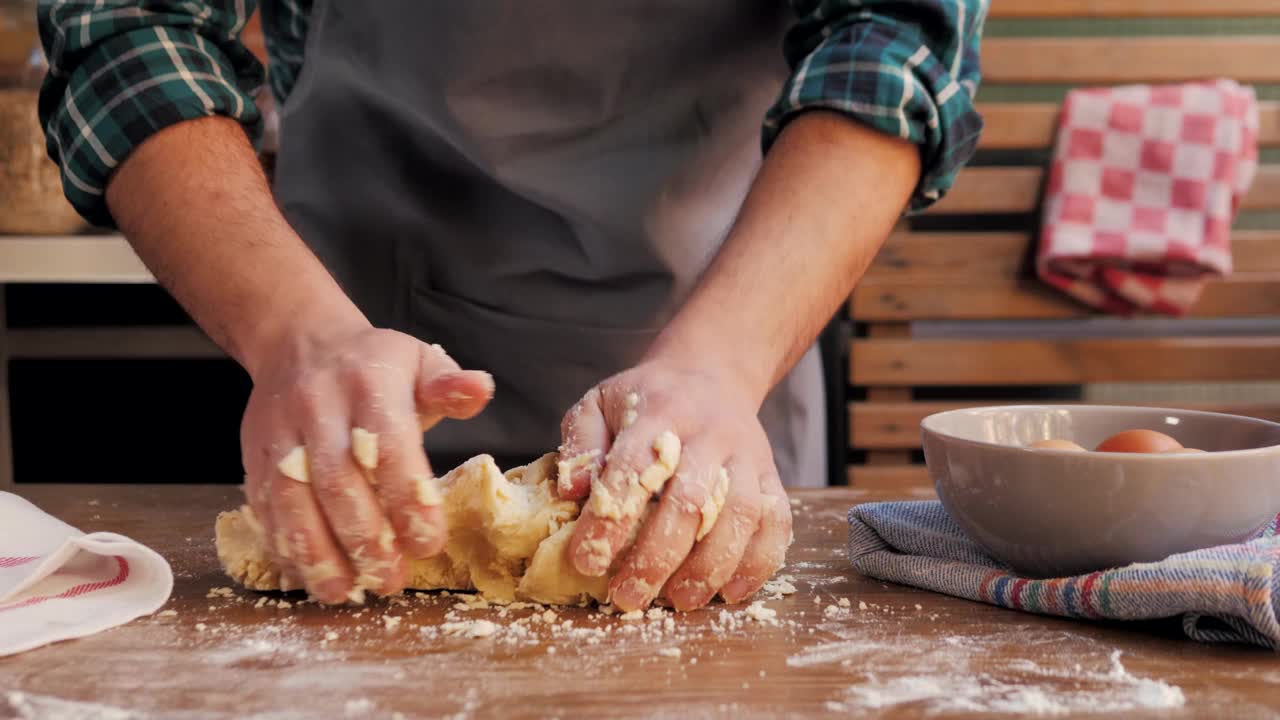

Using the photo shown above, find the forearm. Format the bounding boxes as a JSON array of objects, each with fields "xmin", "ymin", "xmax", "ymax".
[
  {"xmin": 106, "ymin": 117, "xmax": 367, "ymax": 377},
  {"xmin": 647, "ymin": 111, "xmax": 919, "ymax": 405}
]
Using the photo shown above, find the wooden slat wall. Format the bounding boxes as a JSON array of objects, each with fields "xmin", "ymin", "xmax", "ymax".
[
  {"xmin": 844, "ymin": 1, "xmax": 1280, "ymax": 490},
  {"xmin": 852, "ymin": 337, "xmax": 1280, "ymax": 386},
  {"xmin": 863, "ymin": 231, "xmax": 1280, "ymax": 279},
  {"xmin": 854, "ymin": 276, "xmax": 1280, "ymax": 321},
  {"xmin": 982, "ymin": 37, "xmax": 1280, "ymax": 84},
  {"xmin": 853, "ymin": 231, "xmax": 1280, "ymax": 320},
  {"xmin": 929, "ymin": 166, "xmax": 1280, "ymax": 214},
  {"xmin": 977, "ymin": 102, "xmax": 1280, "ymax": 150},
  {"xmin": 988, "ymin": 1, "xmax": 1280, "ymax": 18}
]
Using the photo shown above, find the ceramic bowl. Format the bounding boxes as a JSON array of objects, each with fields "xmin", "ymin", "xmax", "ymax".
[{"xmin": 921, "ymin": 405, "xmax": 1280, "ymax": 577}]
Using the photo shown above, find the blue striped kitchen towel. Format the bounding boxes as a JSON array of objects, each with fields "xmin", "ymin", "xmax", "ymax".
[{"xmin": 849, "ymin": 501, "xmax": 1280, "ymax": 650}]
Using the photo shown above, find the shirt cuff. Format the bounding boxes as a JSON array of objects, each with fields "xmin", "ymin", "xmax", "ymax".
[
  {"xmin": 762, "ymin": 20, "xmax": 984, "ymax": 213},
  {"xmin": 40, "ymin": 27, "xmax": 263, "ymax": 227}
]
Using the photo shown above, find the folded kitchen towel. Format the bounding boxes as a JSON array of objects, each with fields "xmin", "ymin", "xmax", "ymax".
[
  {"xmin": 0, "ymin": 492, "xmax": 173, "ymax": 656},
  {"xmin": 1038, "ymin": 79, "xmax": 1259, "ymax": 315},
  {"xmin": 849, "ymin": 501, "xmax": 1280, "ymax": 650}
]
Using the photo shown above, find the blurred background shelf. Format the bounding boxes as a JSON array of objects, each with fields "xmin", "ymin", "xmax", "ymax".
[{"xmin": 0, "ymin": 234, "xmax": 151, "ymax": 283}]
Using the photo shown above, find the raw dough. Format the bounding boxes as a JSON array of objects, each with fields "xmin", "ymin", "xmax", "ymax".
[{"xmin": 217, "ymin": 450, "xmax": 652, "ymax": 605}]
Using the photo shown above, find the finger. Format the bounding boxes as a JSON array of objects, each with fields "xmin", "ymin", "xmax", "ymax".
[
  {"xmin": 416, "ymin": 370, "xmax": 494, "ymax": 421},
  {"xmin": 663, "ymin": 459, "xmax": 762, "ymax": 611},
  {"xmin": 267, "ymin": 445, "xmax": 359, "ymax": 603},
  {"xmin": 349, "ymin": 422, "xmax": 448, "ymax": 560},
  {"xmin": 241, "ymin": 432, "xmax": 306, "ymax": 591},
  {"xmin": 719, "ymin": 472, "xmax": 793, "ymax": 604},
  {"xmin": 606, "ymin": 447, "xmax": 728, "ymax": 612},
  {"xmin": 568, "ymin": 419, "xmax": 682, "ymax": 577},
  {"xmin": 557, "ymin": 387, "xmax": 610, "ymax": 500},
  {"xmin": 305, "ymin": 419, "xmax": 408, "ymax": 598},
  {"xmin": 415, "ymin": 343, "xmax": 493, "ymax": 431}
]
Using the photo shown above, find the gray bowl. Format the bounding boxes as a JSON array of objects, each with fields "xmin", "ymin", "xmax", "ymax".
[{"xmin": 921, "ymin": 405, "xmax": 1280, "ymax": 577}]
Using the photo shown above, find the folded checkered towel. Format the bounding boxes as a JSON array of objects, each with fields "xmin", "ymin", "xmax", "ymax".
[
  {"xmin": 1038, "ymin": 79, "xmax": 1259, "ymax": 315},
  {"xmin": 848, "ymin": 501, "xmax": 1280, "ymax": 650}
]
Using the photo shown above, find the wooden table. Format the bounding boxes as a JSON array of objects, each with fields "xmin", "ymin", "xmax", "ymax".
[{"xmin": 3, "ymin": 485, "xmax": 1278, "ymax": 719}]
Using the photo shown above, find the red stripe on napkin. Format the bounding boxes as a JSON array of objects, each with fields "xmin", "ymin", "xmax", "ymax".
[{"xmin": 0, "ymin": 556, "xmax": 131, "ymax": 614}]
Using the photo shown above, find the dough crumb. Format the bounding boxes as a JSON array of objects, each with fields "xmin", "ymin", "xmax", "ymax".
[
  {"xmin": 744, "ymin": 601, "xmax": 778, "ymax": 624},
  {"xmin": 276, "ymin": 600, "xmax": 293, "ymax": 610},
  {"xmin": 325, "ymin": 631, "xmax": 339, "ymax": 641},
  {"xmin": 837, "ymin": 597, "xmax": 851, "ymax": 608},
  {"xmin": 763, "ymin": 579, "xmax": 798, "ymax": 597},
  {"xmin": 383, "ymin": 616, "xmax": 402, "ymax": 631},
  {"xmin": 696, "ymin": 467, "xmax": 731, "ymax": 541},
  {"xmin": 414, "ymin": 473, "xmax": 443, "ymax": 506},
  {"xmin": 858, "ymin": 601, "xmax": 868, "ymax": 611},
  {"xmin": 195, "ymin": 623, "xmax": 207, "ymax": 632},
  {"xmin": 547, "ymin": 646, "xmax": 557, "ymax": 654},
  {"xmin": 646, "ymin": 607, "xmax": 666, "ymax": 621},
  {"xmin": 157, "ymin": 609, "xmax": 177, "ymax": 617},
  {"xmin": 620, "ymin": 610, "xmax": 644, "ymax": 621},
  {"xmin": 657, "ymin": 647, "xmax": 682, "ymax": 658},
  {"xmin": 344, "ymin": 698, "xmax": 374, "ymax": 717},
  {"xmin": 277, "ymin": 446, "xmax": 309, "ymax": 483},
  {"xmin": 351, "ymin": 427, "xmax": 379, "ymax": 472},
  {"xmin": 441, "ymin": 620, "xmax": 500, "ymax": 638},
  {"xmin": 377, "ymin": 525, "xmax": 397, "ymax": 553}
]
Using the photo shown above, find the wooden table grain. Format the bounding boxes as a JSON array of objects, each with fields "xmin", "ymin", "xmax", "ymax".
[{"xmin": 3, "ymin": 484, "xmax": 1278, "ymax": 719}]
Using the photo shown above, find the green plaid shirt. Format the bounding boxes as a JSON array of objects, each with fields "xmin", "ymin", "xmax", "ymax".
[{"xmin": 39, "ymin": 0, "xmax": 985, "ymax": 226}]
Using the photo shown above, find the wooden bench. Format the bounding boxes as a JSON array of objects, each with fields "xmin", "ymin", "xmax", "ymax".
[{"xmin": 845, "ymin": 0, "xmax": 1280, "ymax": 489}]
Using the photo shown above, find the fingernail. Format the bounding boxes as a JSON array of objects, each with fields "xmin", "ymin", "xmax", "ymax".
[
  {"xmin": 609, "ymin": 576, "xmax": 654, "ymax": 612},
  {"xmin": 719, "ymin": 577, "xmax": 752, "ymax": 604},
  {"xmin": 316, "ymin": 579, "xmax": 354, "ymax": 605},
  {"xmin": 667, "ymin": 578, "xmax": 712, "ymax": 611},
  {"xmin": 475, "ymin": 371, "xmax": 495, "ymax": 397}
]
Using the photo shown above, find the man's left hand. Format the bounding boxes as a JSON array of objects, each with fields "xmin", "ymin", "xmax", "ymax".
[{"xmin": 558, "ymin": 361, "xmax": 793, "ymax": 612}]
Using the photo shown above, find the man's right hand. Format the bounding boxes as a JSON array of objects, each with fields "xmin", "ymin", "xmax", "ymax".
[
  {"xmin": 101, "ymin": 117, "xmax": 492, "ymax": 604},
  {"xmin": 240, "ymin": 327, "xmax": 493, "ymax": 604}
]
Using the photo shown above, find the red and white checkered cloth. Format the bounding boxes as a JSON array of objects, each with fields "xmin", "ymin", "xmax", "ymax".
[
  {"xmin": 0, "ymin": 492, "xmax": 172, "ymax": 656},
  {"xmin": 1038, "ymin": 80, "xmax": 1259, "ymax": 315}
]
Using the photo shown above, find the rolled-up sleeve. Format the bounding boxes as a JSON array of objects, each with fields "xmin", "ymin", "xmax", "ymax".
[
  {"xmin": 38, "ymin": 2, "xmax": 265, "ymax": 226},
  {"xmin": 764, "ymin": 0, "xmax": 987, "ymax": 212}
]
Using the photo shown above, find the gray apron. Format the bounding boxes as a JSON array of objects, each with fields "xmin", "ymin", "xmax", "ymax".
[{"xmin": 272, "ymin": 1, "xmax": 828, "ymax": 487}]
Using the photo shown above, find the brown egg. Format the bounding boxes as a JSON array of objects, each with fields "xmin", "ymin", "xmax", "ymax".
[
  {"xmin": 1094, "ymin": 429, "xmax": 1184, "ymax": 453},
  {"xmin": 1028, "ymin": 439, "xmax": 1086, "ymax": 451}
]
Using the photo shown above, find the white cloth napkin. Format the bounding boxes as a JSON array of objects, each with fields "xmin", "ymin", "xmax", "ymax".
[{"xmin": 0, "ymin": 492, "xmax": 173, "ymax": 656}]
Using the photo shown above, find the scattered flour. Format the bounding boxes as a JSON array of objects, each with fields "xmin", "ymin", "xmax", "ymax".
[
  {"xmin": 4, "ymin": 692, "xmax": 140, "ymax": 720},
  {"xmin": 440, "ymin": 620, "xmax": 500, "ymax": 638},
  {"xmin": 812, "ymin": 644, "xmax": 1185, "ymax": 715},
  {"xmin": 343, "ymin": 697, "xmax": 376, "ymax": 716}
]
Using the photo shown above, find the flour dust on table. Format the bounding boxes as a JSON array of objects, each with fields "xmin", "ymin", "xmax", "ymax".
[{"xmin": 215, "ymin": 436, "xmax": 744, "ymax": 606}]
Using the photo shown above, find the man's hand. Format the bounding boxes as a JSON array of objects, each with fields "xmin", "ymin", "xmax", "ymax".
[
  {"xmin": 240, "ymin": 327, "xmax": 492, "ymax": 604},
  {"xmin": 559, "ymin": 362, "xmax": 792, "ymax": 612},
  {"xmin": 558, "ymin": 111, "xmax": 920, "ymax": 612},
  {"xmin": 104, "ymin": 117, "xmax": 494, "ymax": 603}
]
